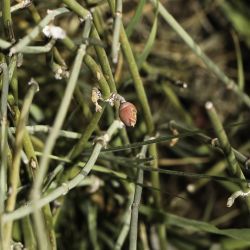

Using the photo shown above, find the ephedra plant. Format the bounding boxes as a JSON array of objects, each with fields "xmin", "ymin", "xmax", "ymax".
[{"xmin": 1, "ymin": 0, "xmax": 250, "ymax": 249}]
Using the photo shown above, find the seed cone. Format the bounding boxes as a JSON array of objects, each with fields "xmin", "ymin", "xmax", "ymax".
[{"xmin": 119, "ymin": 102, "xmax": 137, "ymax": 127}]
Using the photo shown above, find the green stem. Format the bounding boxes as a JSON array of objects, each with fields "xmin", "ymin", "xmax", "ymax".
[
  {"xmin": 30, "ymin": 19, "xmax": 92, "ymax": 250},
  {"xmin": 4, "ymin": 79, "xmax": 38, "ymax": 249},
  {"xmin": 129, "ymin": 143, "xmax": 148, "ymax": 250},
  {"xmin": 9, "ymin": 125, "xmax": 82, "ymax": 139},
  {"xmin": 205, "ymin": 102, "xmax": 247, "ymax": 185},
  {"xmin": 149, "ymin": 143, "xmax": 168, "ymax": 249},
  {"xmin": 91, "ymin": 28, "xmax": 117, "ymax": 93},
  {"xmin": 114, "ymin": 188, "xmax": 133, "ymax": 250},
  {"xmin": 231, "ymin": 31, "xmax": 244, "ymax": 91},
  {"xmin": 21, "ymin": 216, "xmax": 37, "ymax": 250},
  {"xmin": 112, "ymin": 0, "xmax": 122, "ymax": 63},
  {"xmin": 84, "ymin": 55, "xmax": 111, "ymax": 98},
  {"xmin": 0, "ymin": 62, "xmax": 9, "ymax": 249},
  {"xmin": 18, "ymin": 39, "xmax": 56, "ymax": 54},
  {"xmin": 70, "ymin": 109, "xmax": 105, "ymax": 159},
  {"xmin": 62, "ymin": 0, "xmax": 90, "ymax": 17},
  {"xmin": 2, "ymin": 0, "xmax": 15, "ymax": 42},
  {"xmin": 120, "ymin": 25, "xmax": 154, "ymax": 133}
]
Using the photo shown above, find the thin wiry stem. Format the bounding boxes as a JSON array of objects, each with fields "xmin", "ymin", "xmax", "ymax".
[
  {"xmin": 4, "ymin": 79, "xmax": 39, "ymax": 249},
  {"xmin": 9, "ymin": 125, "xmax": 82, "ymax": 139},
  {"xmin": 129, "ymin": 143, "xmax": 148, "ymax": 250},
  {"xmin": 119, "ymin": 25, "xmax": 154, "ymax": 133},
  {"xmin": 114, "ymin": 190, "xmax": 134, "ymax": 250},
  {"xmin": 112, "ymin": 0, "xmax": 122, "ymax": 63},
  {"xmin": 2, "ymin": 0, "xmax": 15, "ymax": 42},
  {"xmin": 18, "ymin": 39, "xmax": 56, "ymax": 54},
  {"xmin": 205, "ymin": 102, "xmax": 250, "ymax": 208},
  {"xmin": 83, "ymin": 55, "xmax": 111, "ymax": 99},
  {"xmin": 205, "ymin": 102, "xmax": 246, "ymax": 182},
  {"xmin": 30, "ymin": 18, "xmax": 92, "ymax": 250},
  {"xmin": 0, "ymin": 62, "xmax": 9, "ymax": 248}
]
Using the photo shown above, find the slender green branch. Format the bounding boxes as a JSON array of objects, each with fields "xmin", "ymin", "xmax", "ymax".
[
  {"xmin": 30, "ymin": 18, "xmax": 92, "ymax": 250},
  {"xmin": 112, "ymin": 0, "xmax": 122, "ymax": 63},
  {"xmin": 119, "ymin": 25, "xmax": 154, "ymax": 133},
  {"xmin": 2, "ymin": 0, "xmax": 15, "ymax": 42},
  {"xmin": 149, "ymin": 143, "xmax": 168, "ymax": 249},
  {"xmin": 70, "ymin": 109, "xmax": 105, "ymax": 159},
  {"xmin": 205, "ymin": 102, "xmax": 248, "ymax": 188},
  {"xmin": 84, "ymin": 55, "xmax": 111, "ymax": 98},
  {"xmin": 91, "ymin": 28, "xmax": 117, "ymax": 93},
  {"xmin": 232, "ymin": 31, "xmax": 244, "ymax": 91},
  {"xmin": 114, "ymin": 190, "xmax": 133, "ymax": 250},
  {"xmin": 4, "ymin": 79, "xmax": 39, "ymax": 249},
  {"xmin": 0, "ymin": 62, "xmax": 9, "ymax": 248},
  {"xmin": 62, "ymin": 0, "xmax": 90, "ymax": 18},
  {"xmin": 0, "ymin": 63, "xmax": 9, "ymax": 119},
  {"xmin": 18, "ymin": 39, "xmax": 56, "ymax": 54},
  {"xmin": 150, "ymin": 0, "xmax": 250, "ymax": 107},
  {"xmin": 9, "ymin": 125, "xmax": 82, "ymax": 139},
  {"xmin": 129, "ymin": 143, "xmax": 148, "ymax": 250},
  {"xmin": 21, "ymin": 216, "xmax": 37, "ymax": 250},
  {"xmin": 0, "ymin": 64, "xmax": 9, "ymax": 184},
  {"xmin": 32, "ymin": 17, "xmax": 92, "ymax": 196}
]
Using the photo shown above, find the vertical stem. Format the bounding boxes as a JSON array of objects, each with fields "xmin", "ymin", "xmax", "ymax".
[
  {"xmin": 21, "ymin": 216, "xmax": 37, "ymax": 250},
  {"xmin": 114, "ymin": 186, "xmax": 134, "ymax": 250},
  {"xmin": 91, "ymin": 28, "xmax": 117, "ymax": 93},
  {"xmin": 205, "ymin": 102, "xmax": 250, "ymax": 209},
  {"xmin": 2, "ymin": 0, "xmax": 15, "ymax": 42},
  {"xmin": 83, "ymin": 55, "xmax": 111, "ymax": 98},
  {"xmin": 4, "ymin": 79, "xmax": 39, "ymax": 249},
  {"xmin": 119, "ymin": 25, "xmax": 154, "ymax": 133},
  {"xmin": 31, "ymin": 18, "xmax": 92, "ymax": 250},
  {"xmin": 0, "ymin": 62, "xmax": 9, "ymax": 249},
  {"xmin": 129, "ymin": 143, "xmax": 148, "ymax": 250},
  {"xmin": 205, "ymin": 102, "xmax": 247, "ymax": 184},
  {"xmin": 112, "ymin": 0, "xmax": 122, "ymax": 63},
  {"xmin": 70, "ymin": 109, "xmax": 105, "ymax": 159},
  {"xmin": 231, "ymin": 31, "xmax": 244, "ymax": 91}
]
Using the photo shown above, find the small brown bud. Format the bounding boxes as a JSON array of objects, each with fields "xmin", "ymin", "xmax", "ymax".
[{"xmin": 119, "ymin": 102, "xmax": 137, "ymax": 127}]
